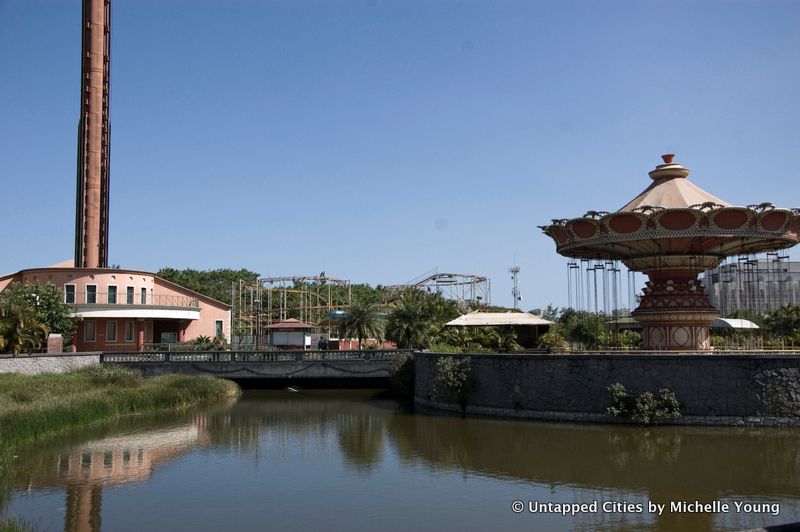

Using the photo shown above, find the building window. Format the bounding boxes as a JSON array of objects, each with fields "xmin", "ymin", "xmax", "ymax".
[
  {"xmin": 124, "ymin": 321, "xmax": 134, "ymax": 343},
  {"xmin": 86, "ymin": 285, "xmax": 97, "ymax": 304},
  {"xmin": 126, "ymin": 286, "xmax": 135, "ymax": 305},
  {"xmin": 85, "ymin": 320, "xmax": 96, "ymax": 342},
  {"xmin": 215, "ymin": 320, "xmax": 224, "ymax": 338},
  {"xmin": 107, "ymin": 320, "xmax": 117, "ymax": 342},
  {"xmin": 141, "ymin": 287, "xmax": 147, "ymax": 304},
  {"xmin": 64, "ymin": 284, "xmax": 76, "ymax": 304},
  {"xmin": 107, "ymin": 286, "xmax": 117, "ymax": 304}
]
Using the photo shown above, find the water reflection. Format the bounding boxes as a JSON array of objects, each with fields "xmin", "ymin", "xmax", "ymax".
[
  {"xmin": 384, "ymin": 414, "xmax": 800, "ymax": 530},
  {"xmin": 5, "ymin": 391, "xmax": 800, "ymax": 532},
  {"xmin": 11, "ymin": 412, "xmax": 221, "ymax": 532}
]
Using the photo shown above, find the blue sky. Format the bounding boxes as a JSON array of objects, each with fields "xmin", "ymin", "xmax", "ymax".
[{"xmin": 1, "ymin": 0, "xmax": 799, "ymax": 309}]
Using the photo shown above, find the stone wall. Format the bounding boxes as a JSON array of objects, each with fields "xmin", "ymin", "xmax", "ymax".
[
  {"xmin": 414, "ymin": 352, "xmax": 800, "ymax": 426},
  {"xmin": 0, "ymin": 353, "xmax": 101, "ymax": 375}
]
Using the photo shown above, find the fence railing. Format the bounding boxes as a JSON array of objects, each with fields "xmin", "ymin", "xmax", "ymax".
[
  {"xmin": 68, "ymin": 292, "xmax": 199, "ymax": 308},
  {"xmin": 100, "ymin": 349, "xmax": 412, "ymax": 363}
]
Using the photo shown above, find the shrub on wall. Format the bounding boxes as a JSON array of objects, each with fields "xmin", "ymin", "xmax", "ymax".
[
  {"xmin": 427, "ymin": 342, "xmax": 463, "ymax": 354},
  {"xmin": 605, "ymin": 383, "xmax": 680, "ymax": 424},
  {"xmin": 428, "ymin": 356, "xmax": 473, "ymax": 410}
]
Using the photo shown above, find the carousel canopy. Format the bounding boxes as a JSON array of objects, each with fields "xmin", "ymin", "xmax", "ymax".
[{"xmin": 540, "ymin": 155, "xmax": 800, "ymax": 268}]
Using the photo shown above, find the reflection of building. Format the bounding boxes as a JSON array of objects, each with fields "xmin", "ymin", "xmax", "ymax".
[
  {"xmin": 56, "ymin": 424, "xmax": 208, "ymax": 487},
  {"xmin": 703, "ymin": 260, "xmax": 800, "ymax": 315},
  {"xmin": 0, "ymin": 266, "xmax": 230, "ymax": 351},
  {"xmin": 15, "ymin": 421, "xmax": 210, "ymax": 532}
]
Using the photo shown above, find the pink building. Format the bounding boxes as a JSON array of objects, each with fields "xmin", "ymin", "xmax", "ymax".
[{"xmin": 0, "ymin": 266, "xmax": 230, "ymax": 352}]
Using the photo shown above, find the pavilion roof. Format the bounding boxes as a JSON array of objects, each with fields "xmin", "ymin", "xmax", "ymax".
[
  {"xmin": 446, "ymin": 311, "xmax": 553, "ymax": 327},
  {"xmin": 264, "ymin": 318, "xmax": 316, "ymax": 330}
]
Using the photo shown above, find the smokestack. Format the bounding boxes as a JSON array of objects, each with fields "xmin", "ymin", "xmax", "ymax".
[{"xmin": 75, "ymin": 0, "xmax": 111, "ymax": 268}]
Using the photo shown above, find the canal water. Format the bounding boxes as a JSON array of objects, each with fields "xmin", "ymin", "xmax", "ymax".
[{"xmin": 3, "ymin": 390, "xmax": 800, "ymax": 531}]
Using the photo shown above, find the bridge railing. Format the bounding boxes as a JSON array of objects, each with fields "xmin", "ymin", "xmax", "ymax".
[{"xmin": 100, "ymin": 349, "xmax": 413, "ymax": 364}]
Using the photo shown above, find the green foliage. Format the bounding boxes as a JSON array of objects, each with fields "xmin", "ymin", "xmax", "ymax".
[
  {"xmin": 533, "ymin": 307, "xmax": 643, "ymax": 350},
  {"xmin": 426, "ymin": 342, "xmax": 464, "ymax": 353},
  {"xmin": 0, "ymin": 282, "xmax": 80, "ymax": 347},
  {"xmin": 615, "ymin": 330, "xmax": 643, "ymax": 349},
  {"xmin": 605, "ymin": 383, "xmax": 681, "ymax": 424},
  {"xmin": 429, "ymin": 356, "xmax": 473, "ymax": 409},
  {"xmin": 529, "ymin": 304, "xmax": 561, "ymax": 322},
  {"xmin": 389, "ymin": 352, "xmax": 415, "ymax": 405},
  {"xmin": 350, "ymin": 283, "xmax": 389, "ymax": 305},
  {"xmin": 537, "ymin": 330, "xmax": 567, "ymax": 351},
  {"xmin": 193, "ymin": 335, "xmax": 215, "ymax": 349},
  {"xmin": 0, "ymin": 301, "xmax": 48, "ymax": 355},
  {"xmin": 385, "ymin": 289, "xmax": 460, "ymax": 349},
  {"xmin": 556, "ymin": 308, "xmax": 607, "ymax": 349},
  {"xmin": 436, "ymin": 325, "xmax": 519, "ymax": 353},
  {"xmin": 339, "ymin": 300, "xmax": 384, "ymax": 348},
  {"xmin": 718, "ymin": 305, "xmax": 800, "ymax": 348},
  {"xmin": 157, "ymin": 267, "xmax": 260, "ymax": 305},
  {"xmin": 764, "ymin": 305, "xmax": 800, "ymax": 341}
]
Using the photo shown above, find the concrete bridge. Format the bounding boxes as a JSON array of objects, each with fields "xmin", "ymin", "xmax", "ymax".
[{"xmin": 101, "ymin": 350, "xmax": 411, "ymax": 385}]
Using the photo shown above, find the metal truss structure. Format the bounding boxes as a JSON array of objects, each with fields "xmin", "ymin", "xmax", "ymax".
[
  {"xmin": 232, "ymin": 275, "xmax": 352, "ymax": 343},
  {"xmin": 386, "ymin": 271, "xmax": 491, "ymax": 307}
]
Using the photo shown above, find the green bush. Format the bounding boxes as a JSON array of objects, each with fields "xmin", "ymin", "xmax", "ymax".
[
  {"xmin": 605, "ymin": 383, "xmax": 680, "ymax": 424},
  {"xmin": 427, "ymin": 342, "xmax": 463, "ymax": 354},
  {"xmin": 537, "ymin": 330, "xmax": 567, "ymax": 351},
  {"xmin": 429, "ymin": 356, "xmax": 473, "ymax": 410}
]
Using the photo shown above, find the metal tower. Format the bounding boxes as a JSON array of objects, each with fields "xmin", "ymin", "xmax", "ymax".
[{"xmin": 510, "ymin": 266, "xmax": 521, "ymax": 309}]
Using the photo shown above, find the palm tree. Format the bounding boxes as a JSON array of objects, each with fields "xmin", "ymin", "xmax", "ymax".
[
  {"xmin": 385, "ymin": 290, "xmax": 429, "ymax": 348},
  {"xmin": 386, "ymin": 289, "xmax": 461, "ymax": 349},
  {"xmin": 0, "ymin": 302, "xmax": 49, "ymax": 355},
  {"xmin": 339, "ymin": 301, "xmax": 384, "ymax": 349}
]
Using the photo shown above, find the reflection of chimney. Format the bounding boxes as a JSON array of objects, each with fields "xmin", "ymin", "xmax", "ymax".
[
  {"xmin": 75, "ymin": 0, "xmax": 111, "ymax": 268},
  {"xmin": 65, "ymin": 485, "xmax": 102, "ymax": 532}
]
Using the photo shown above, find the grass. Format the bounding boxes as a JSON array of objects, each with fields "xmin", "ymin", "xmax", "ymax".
[
  {"xmin": 0, "ymin": 365, "xmax": 240, "ymax": 530},
  {"xmin": 0, "ymin": 364, "xmax": 240, "ymax": 448},
  {"xmin": 0, "ymin": 518, "xmax": 36, "ymax": 532}
]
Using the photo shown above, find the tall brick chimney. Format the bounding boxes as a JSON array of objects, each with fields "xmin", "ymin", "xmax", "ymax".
[{"xmin": 74, "ymin": 0, "xmax": 111, "ymax": 268}]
